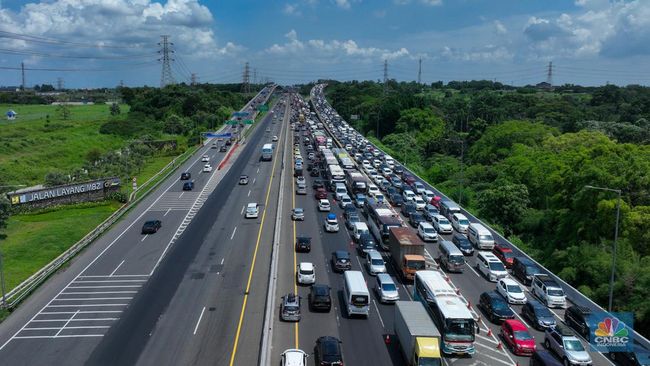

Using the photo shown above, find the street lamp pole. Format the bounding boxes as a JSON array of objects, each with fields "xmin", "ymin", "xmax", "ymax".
[{"xmin": 585, "ymin": 185, "xmax": 621, "ymax": 312}]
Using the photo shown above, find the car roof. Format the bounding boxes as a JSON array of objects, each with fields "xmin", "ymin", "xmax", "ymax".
[
  {"xmin": 281, "ymin": 349, "xmax": 306, "ymax": 365},
  {"xmin": 367, "ymin": 250, "xmax": 382, "ymax": 258},
  {"xmin": 452, "ymin": 213, "xmax": 468, "ymax": 219},
  {"xmin": 376, "ymin": 273, "xmax": 393, "ymax": 283},
  {"xmin": 319, "ymin": 199, "xmax": 329, "ymax": 204},
  {"xmin": 247, "ymin": 202, "xmax": 257, "ymax": 208},
  {"xmin": 327, "ymin": 213, "xmax": 337, "ymax": 220},
  {"xmin": 499, "ymin": 278, "xmax": 519, "ymax": 286},
  {"xmin": 504, "ymin": 319, "xmax": 528, "ymax": 331},
  {"xmin": 299, "ymin": 262, "xmax": 313, "ymax": 270},
  {"xmin": 334, "ymin": 250, "xmax": 349, "ymax": 258},
  {"xmin": 419, "ymin": 222, "xmax": 434, "ymax": 228}
]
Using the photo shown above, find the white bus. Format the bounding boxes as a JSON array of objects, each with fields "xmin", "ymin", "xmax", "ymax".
[
  {"xmin": 261, "ymin": 143, "xmax": 273, "ymax": 161},
  {"xmin": 414, "ymin": 271, "xmax": 476, "ymax": 356},
  {"xmin": 344, "ymin": 271, "xmax": 369, "ymax": 317},
  {"xmin": 322, "ymin": 149, "xmax": 338, "ymax": 166},
  {"xmin": 365, "ymin": 199, "xmax": 403, "ymax": 249},
  {"xmin": 327, "ymin": 164, "xmax": 345, "ymax": 183}
]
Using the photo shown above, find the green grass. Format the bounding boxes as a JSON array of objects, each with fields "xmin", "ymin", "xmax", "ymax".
[
  {"xmin": 0, "ymin": 103, "xmax": 130, "ymax": 185},
  {"xmin": 0, "ymin": 201, "xmax": 122, "ymax": 291}
]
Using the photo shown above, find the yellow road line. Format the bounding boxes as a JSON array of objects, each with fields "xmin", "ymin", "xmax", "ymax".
[{"xmin": 228, "ymin": 113, "xmax": 284, "ymax": 366}]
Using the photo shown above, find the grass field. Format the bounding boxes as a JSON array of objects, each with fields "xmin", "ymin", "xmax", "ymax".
[
  {"xmin": 0, "ymin": 103, "xmax": 130, "ymax": 186},
  {"xmin": 0, "ymin": 201, "xmax": 123, "ymax": 291}
]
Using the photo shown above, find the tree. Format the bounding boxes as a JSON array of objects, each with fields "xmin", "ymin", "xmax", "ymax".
[
  {"xmin": 86, "ymin": 148, "xmax": 103, "ymax": 164},
  {"xmin": 44, "ymin": 171, "xmax": 68, "ymax": 187},
  {"xmin": 476, "ymin": 183, "xmax": 530, "ymax": 235},
  {"xmin": 56, "ymin": 104, "xmax": 71, "ymax": 120},
  {"xmin": 0, "ymin": 195, "xmax": 9, "ymax": 240},
  {"xmin": 110, "ymin": 103, "xmax": 121, "ymax": 116}
]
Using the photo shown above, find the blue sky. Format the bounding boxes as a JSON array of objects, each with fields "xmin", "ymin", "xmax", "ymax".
[{"xmin": 1, "ymin": 0, "xmax": 649, "ymax": 88}]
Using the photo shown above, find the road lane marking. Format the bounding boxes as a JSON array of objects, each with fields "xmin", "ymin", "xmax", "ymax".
[
  {"xmin": 25, "ymin": 326, "xmax": 111, "ymax": 331},
  {"xmin": 13, "ymin": 335, "xmax": 104, "ymax": 339},
  {"xmin": 221, "ymin": 258, "xmax": 225, "ymax": 265},
  {"xmin": 109, "ymin": 260, "xmax": 125, "ymax": 276},
  {"xmin": 179, "ymin": 192, "xmax": 184, "ymax": 199},
  {"xmin": 62, "ymin": 291, "xmax": 137, "ymax": 295},
  {"xmin": 247, "ymin": 189, "xmax": 251, "ymax": 197},
  {"xmin": 289, "ymin": 127, "xmax": 299, "ymax": 350},
  {"xmin": 141, "ymin": 235, "xmax": 148, "ymax": 242},
  {"xmin": 53, "ymin": 297, "xmax": 133, "ymax": 301},
  {"xmin": 54, "ymin": 310, "xmax": 79, "ymax": 338},
  {"xmin": 253, "ymin": 178, "xmax": 256, "ymax": 185},
  {"xmin": 257, "ymin": 168, "xmax": 260, "ymax": 174},
  {"xmin": 40, "ymin": 311, "xmax": 122, "ymax": 314},
  {"xmin": 32, "ymin": 318, "xmax": 119, "ymax": 322},
  {"xmin": 372, "ymin": 300, "xmax": 385, "ymax": 328},
  {"xmin": 69, "ymin": 285, "xmax": 141, "ymax": 289},
  {"xmin": 193, "ymin": 306, "xmax": 206, "ymax": 335},
  {"xmin": 164, "ymin": 208, "xmax": 171, "ymax": 216},
  {"xmin": 230, "ymin": 226, "xmax": 237, "ymax": 240},
  {"xmin": 241, "ymin": 205, "xmax": 245, "ymax": 215}
]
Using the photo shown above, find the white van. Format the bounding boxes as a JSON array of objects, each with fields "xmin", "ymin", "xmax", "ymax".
[
  {"xmin": 334, "ymin": 183, "xmax": 348, "ymax": 200},
  {"xmin": 476, "ymin": 252, "xmax": 508, "ymax": 282},
  {"xmin": 467, "ymin": 223, "xmax": 494, "ymax": 250},
  {"xmin": 343, "ymin": 271, "xmax": 369, "ymax": 317},
  {"xmin": 352, "ymin": 222, "xmax": 369, "ymax": 241}
]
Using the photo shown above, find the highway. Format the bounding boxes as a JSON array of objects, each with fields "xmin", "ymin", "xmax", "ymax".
[{"xmin": 0, "ymin": 86, "xmax": 279, "ymax": 366}]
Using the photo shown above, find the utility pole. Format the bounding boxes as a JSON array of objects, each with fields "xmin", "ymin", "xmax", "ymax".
[
  {"xmin": 546, "ymin": 61, "xmax": 553, "ymax": 90},
  {"xmin": 190, "ymin": 73, "xmax": 197, "ymax": 86},
  {"xmin": 417, "ymin": 58, "xmax": 422, "ymax": 85},
  {"xmin": 119, "ymin": 80, "xmax": 124, "ymax": 88},
  {"xmin": 20, "ymin": 62, "xmax": 25, "ymax": 91},
  {"xmin": 383, "ymin": 59, "xmax": 388, "ymax": 93},
  {"xmin": 57, "ymin": 77, "xmax": 64, "ymax": 91},
  {"xmin": 158, "ymin": 35, "xmax": 175, "ymax": 88},
  {"xmin": 253, "ymin": 68, "xmax": 257, "ymax": 85},
  {"xmin": 242, "ymin": 62, "xmax": 251, "ymax": 93}
]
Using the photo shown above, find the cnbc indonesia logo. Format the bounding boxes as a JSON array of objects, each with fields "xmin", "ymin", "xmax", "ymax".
[{"xmin": 594, "ymin": 317, "xmax": 630, "ymax": 349}]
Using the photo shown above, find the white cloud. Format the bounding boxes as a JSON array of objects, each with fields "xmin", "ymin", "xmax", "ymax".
[
  {"xmin": 283, "ymin": 3, "xmax": 301, "ymax": 16},
  {"xmin": 419, "ymin": 0, "xmax": 442, "ymax": 6},
  {"xmin": 494, "ymin": 20, "xmax": 507, "ymax": 34},
  {"xmin": 334, "ymin": 0, "xmax": 350, "ymax": 10}
]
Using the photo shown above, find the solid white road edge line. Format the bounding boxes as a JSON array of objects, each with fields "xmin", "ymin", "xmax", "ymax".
[{"xmin": 193, "ymin": 306, "xmax": 206, "ymax": 335}]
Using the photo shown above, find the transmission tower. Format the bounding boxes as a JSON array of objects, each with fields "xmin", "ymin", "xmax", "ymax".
[
  {"xmin": 383, "ymin": 59, "xmax": 388, "ymax": 94},
  {"xmin": 253, "ymin": 68, "xmax": 257, "ymax": 85},
  {"xmin": 417, "ymin": 58, "xmax": 422, "ymax": 85},
  {"xmin": 546, "ymin": 61, "xmax": 553, "ymax": 89},
  {"xmin": 158, "ymin": 35, "xmax": 175, "ymax": 88},
  {"xmin": 57, "ymin": 77, "xmax": 64, "ymax": 91},
  {"xmin": 241, "ymin": 62, "xmax": 251, "ymax": 93},
  {"xmin": 20, "ymin": 62, "xmax": 25, "ymax": 91},
  {"xmin": 191, "ymin": 73, "xmax": 197, "ymax": 86}
]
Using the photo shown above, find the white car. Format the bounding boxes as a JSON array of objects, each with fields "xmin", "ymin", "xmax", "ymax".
[
  {"xmin": 432, "ymin": 214, "xmax": 453, "ymax": 234},
  {"xmin": 413, "ymin": 182, "xmax": 426, "ymax": 194},
  {"xmin": 497, "ymin": 278, "xmax": 527, "ymax": 304},
  {"xmin": 381, "ymin": 167, "xmax": 392, "ymax": 177},
  {"xmin": 451, "ymin": 213, "xmax": 470, "ymax": 233},
  {"xmin": 281, "ymin": 349, "xmax": 308, "ymax": 366},
  {"xmin": 413, "ymin": 196, "xmax": 426, "ymax": 210},
  {"xmin": 318, "ymin": 199, "xmax": 331, "ymax": 212},
  {"xmin": 308, "ymin": 152, "xmax": 315, "ymax": 160},
  {"xmin": 339, "ymin": 194, "xmax": 353, "ymax": 208},
  {"xmin": 202, "ymin": 164, "xmax": 213, "ymax": 173},
  {"xmin": 245, "ymin": 202, "xmax": 259, "ymax": 218},
  {"xmin": 422, "ymin": 190, "xmax": 436, "ymax": 202},
  {"xmin": 366, "ymin": 250, "xmax": 386, "ymax": 275},
  {"xmin": 417, "ymin": 222, "xmax": 438, "ymax": 242},
  {"xmin": 402, "ymin": 189, "xmax": 416, "ymax": 202},
  {"xmin": 272, "ymin": 135, "xmax": 279, "ymax": 142},
  {"xmin": 296, "ymin": 262, "xmax": 315, "ymax": 285},
  {"xmin": 367, "ymin": 184, "xmax": 380, "ymax": 198},
  {"xmin": 296, "ymin": 176, "xmax": 306, "ymax": 185},
  {"xmin": 362, "ymin": 160, "xmax": 371, "ymax": 170},
  {"xmin": 324, "ymin": 213, "xmax": 339, "ymax": 232},
  {"xmin": 201, "ymin": 155, "xmax": 209, "ymax": 162}
]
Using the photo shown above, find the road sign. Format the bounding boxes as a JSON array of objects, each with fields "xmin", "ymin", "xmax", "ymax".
[
  {"xmin": 227, "ymin": 120, "xmax": 239, "ymax": 125},
  {"xmin": 233, "ymin": 111, "xmax": 249, "ymax": 117},
  {"xmin": 257, "ymin": 105, "xmax": 268, "ymax": 112},
  {"xmin": 205, "ymin": 132, "xmax": 232, "ymax": 138},
  {"xmin": 244, "ymin": 119, "xmax": 254, "ymax": 125}
]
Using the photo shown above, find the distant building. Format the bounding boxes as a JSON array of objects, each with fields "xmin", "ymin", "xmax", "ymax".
[
  {"xmin": 6, "ymin": 110, "xmax": 17, "ymax": 120},
  {"xmin": 536, "ymin": 82, "xmax": 553, "ymax": 91}
]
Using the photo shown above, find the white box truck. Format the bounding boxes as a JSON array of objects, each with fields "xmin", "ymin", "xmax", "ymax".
[{"xmin": 394, "ymin": 301, "xmax": 442, "ymax": 366}]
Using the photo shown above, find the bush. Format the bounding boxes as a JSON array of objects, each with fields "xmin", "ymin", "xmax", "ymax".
[{"xmin": 106, "ymin": 191, "xmax": 128, "ymax": 203}]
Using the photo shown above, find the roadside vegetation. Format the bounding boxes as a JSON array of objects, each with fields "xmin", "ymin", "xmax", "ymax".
[{"xmin": 325, "ymin": 80, "xmax": 650, "ymax": 336}]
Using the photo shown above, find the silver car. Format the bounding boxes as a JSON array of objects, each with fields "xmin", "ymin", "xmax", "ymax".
[
  {"xmin": 375, "ymin": 274, "xmax": 399, "ymax": 303},
  {"xmin": 544, "ymin": 324, "xmax": 592, "ymax": 365},
  {"xmin": 280, "ymin": 293, "xmax": 301, "ymax": 322},
  {"xmin": 366, "ymin": 250, "xmax": 386, "ymax": 275}
]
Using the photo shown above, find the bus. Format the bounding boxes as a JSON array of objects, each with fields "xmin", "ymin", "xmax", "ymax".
[
  {"xmin": 322, "ymin": 149, "xmax": 339, "ymax": 167},
  {"xmin": 261, "ymin": 143, "xmax": 273, "ymax": 161},
  {"xmin": 340, "ymin": 157, "xmax": 355, "ymax": 170},
  {"xmin": 327, "ymin": 165, "xmax": 345, "ymax": 184},
  {"xmin": 365, "ymin": 198, "xmax": 403, "ymax": 249},
  {"xmin": 414, "ymin": 271, "xmax": 476, "ymax": 355},
  {"xmin": 343, "ymin": 271, "xmax": 369, "ymax": 317}
]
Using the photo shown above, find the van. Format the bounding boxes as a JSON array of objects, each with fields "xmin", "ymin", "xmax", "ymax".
[
  {"xmin": 468, "ymin": 223, "xmax": 495, "ymax": 250},
  {"xmin": 439, "ymin": 199, "xmax": 461, "ymax": 220},
  {"xmin": 438, "ymin": 240, "xmax": 465, "ymax": 273},
  {"xmin": 531, "ymin": 274, "xmax": 566, "ymax": 308},
  {"xmin": 512, "ymin": 257, "xmax": 542, "ymax": 285},
  {"xmin": 343, "ymin": 271, "xmax": 369, "ymax": 317},
  {"xmin": 352, "ymin": 222, "xmax": 369, "ymax": 241},
  {"xmin": 476, "ymin": 251, "xmax": 508, "ymax": 282},
  {"xmin": 334, "ymin": 183, "xmax": 348, "ymax": 200}
]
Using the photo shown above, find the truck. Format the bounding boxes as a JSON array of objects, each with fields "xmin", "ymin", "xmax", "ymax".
[
  {"xmin": 345, "ymin": 170, "xmax": 368, "ymax": 194},
  {"xmin": 389, "ymin": 227, "xmax": 427, "ymax": 281},
  {"xmin": 394, "ymin": 301, "xmax": 442, "ymax": 366}
]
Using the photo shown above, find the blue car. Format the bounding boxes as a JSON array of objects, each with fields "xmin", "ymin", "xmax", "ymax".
[{"xmin": 354, "ymin": 193, "xmax": 366, "ymax": 208}]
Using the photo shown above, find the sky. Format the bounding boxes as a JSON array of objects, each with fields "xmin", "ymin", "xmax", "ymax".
[{"xmin": 1, "ymin": 0, "xmax": 650, "ymax": 88}]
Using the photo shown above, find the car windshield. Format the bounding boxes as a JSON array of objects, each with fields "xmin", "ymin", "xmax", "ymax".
[
  {"xmin": 506, "ymin": 284, "xmax": 522, "ymax": 293},
  {"xmin": 300, "ymin": 269, "xmax": 313, "ymax": 275},
  {"xmin": 450, "ymin": 255, "xmax": 464, "ymax": 265},
  {"xmin": 564, "ymin": 339, "xmax": 585, "ymax": 351},
  {"xmin": 284, "ymin": 305, "xmax": 299, "ymax": 312},
  {"xmin": 424, "ymin": 228, "xmax": 435, "ymax": 234},
  {"xmin": 492, "ymin": 299, "xmax": 509, "ymax": 310},
  {"xmin": 548, "ymin": 288, "xmax": 565, "ymax": 297},
  {"xmin": 489, "ymin": 262, "xmax": 506, "ymax": 271},
  {"xmin": 439, "ymin": 219, "xmax": 450, "ymax": 225},
  {"xmin": 381, "ymin": 283, "xmax": 397, "ymax": 292},
  {"xmin": 459, "ymin": 219, "xmax": 470, "ymax": 225},
  {"xmin": 294, "ymin": 209, "xmax": 303, "ymax": 213},
  {"xmin": 535, "ymin": 306, "xmax": 553, "ymax": 317},
  {"xmin": 479, "ymin": 234, "xmax": 493, "ymax": 241},
  {"xmin": 371, "ymin": 259, "xmax": 384, "ymax": 266},
  {"xmin": 502, "ymin": 251, "xmax": 515, "ymax": 259},
  {"xmin": 514, "ymin": 331, "xmax": 533, "ymax": 341}
]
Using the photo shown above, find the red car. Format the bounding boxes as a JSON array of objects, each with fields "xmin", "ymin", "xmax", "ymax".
[
  {"xmin": 314, "ymin": 188, "xmax": 328, "ymax": 200},
  {"xmin": 493, "ymin": 244, "xmax": 515, "ymax": 268},
  {"xmin": 500, "ymin": 319, "xmax": 536, "ymax": 356}
]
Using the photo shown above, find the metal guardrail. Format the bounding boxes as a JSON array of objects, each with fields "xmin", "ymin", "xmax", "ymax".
[{"xmin": 310, "ymin": 85, "xmax": 650, "ymax": 351}]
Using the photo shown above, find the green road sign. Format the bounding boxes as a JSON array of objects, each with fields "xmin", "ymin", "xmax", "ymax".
[
  {"xmin": 244, "ymin": 119, "xmax": 254, "ymax": 125},
  {"xmin": 227, "ymin": 120, "xmax": 239, "ymax": 125},
  {"xmin": 257, "ymin": 105, "xmax": 269, "ymax": 112}
]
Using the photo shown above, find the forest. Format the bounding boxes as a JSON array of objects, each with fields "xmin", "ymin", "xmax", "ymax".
[{"xmin": 324, "ymin": 80, "xmax": 650, "ymax": 337}]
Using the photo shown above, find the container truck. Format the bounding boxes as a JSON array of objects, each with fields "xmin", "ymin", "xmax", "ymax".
[
  {"xmin": 389, "ymin": 227, "xmax": 427, "ymax": 281},
  {"xmin": 394, "ymin": 301, "xmax": 442, "ymax": 366}
]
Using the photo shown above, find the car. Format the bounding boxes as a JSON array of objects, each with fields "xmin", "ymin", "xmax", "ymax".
[
  {"xmin": 182, "ymin": 181, "xmax": 194, "ymax": 191},
  {"xmin": 324, "ymin": 213, "xmax": 339, "ymax": 232},
  {"xmin": 413, "ymin": 181, "xmax": 426, "ymax": 194},
  {"xmin": 318, "ymin": 199, "xmax": 331, "ymax": 211},
  {"xmin": 202, "ymin": 164, "xmax": 212, "ymax": 172},
  {"xmin": 389, "ymin": 193, "xmax": 404, "ymax": 207},
  {"xmin": 422, "ymin": 190, "xmax": 436, "ymax": 202},
  {"xmin": 330, "ymin": 250, "xmax": 351, "ymax": 272},
  {"xmin": 544, "ymin": 324, "xmax": 593, "ymax": 366},
  {"xmin": 308, "ymin": 152, "xmax": 315, "ymax": 160},
  {"xmin": 479, "ymin": 291, "xmax": 515, "ymax": 324},
  {"xmin": 225, "ymin": 139, "xmax": 232, "ymax": 146},
  {"xmin": 308, "ymin": 284, "xmax": 332, "ymax": 312},
  {"xmin": 500, "ymin": 319, "xmax": 536, "ymax": 356},
  {"xmin": 417, "ymin": 222, "xmax": 438, "ymax": 242},
  {"xmin": 280, "ymin": 293, "xmax": 301, "ymax": 322},
  {"xmin": 296, "ymin": 184, "xmax": 307, "ymax": 195},
  {"xmin": 366, "ymin": 250, "xmax": 386, "ymax": 275},
  {"xmin": 345, "ymin": 212, "xmax": 361, "ymax": 230},
  {"xmin": 245, "ymin": 202, "xmax": 259, "ymax": 218},
  {"xmin": 522, "ymin": 299, "xmax": 557, "ymax": 330},
  {"xmin": 532, "ymin": 274, "xmax": 566, "ymax": 308},
  {"xmin": 452, "ymin": 233, "xmax": 474, "ymax": 255},
  {"xmin": 180, "ymin": 172, "xmax": 191, "ymax": 180},
  {"xmin": 357, "ymin": 233, "xmax": 376, "ymax": 255},
  {"xmin": 296, "ymin": 262, "xmax": 315, "ymax": 285},
  {"xmin": 390, "ymin": 176, "xmax": 403, "ymax": 190},
  {"xmin": 272, "ymin": 135, "xmax": 279, "ymax": 142},
  {"xmin": 211, "ymin": 142, "xmax": 217, "ymax": 149},
  {"xmin": 609, "ymin": 344, "xmax": 650, "ymax": 366},
  {"xmin": 296, "ymin": 176, "xmax": 306, "ymax": 185},
  {"xmin": 314, "ymin": 188, "xmax": 328, "ymax": 200},
  {"xmin": 497, "ymin": 278, "xmax": 527, "ymax": 304},
  {"xmin": 312, "ymin": 180, "xmax": 325, "ymax": 190},
  {"xmin": 423, "ymin": 204, "xmax": 439, "ymax": 221},
  {"xmin": 338, "ymin": 194, "xmax": 353, "ymax": 208},
  {"xmin": 219, "ymin": 145, "xmax": 228, "ymax": 152},
  {"xmin": 408, "ymin": 211, "xmax": 426, "ymax": 228},
  {"xmin": 367, "ymin": 184, "xmax": 380, "ymax": 197},
  {"xmin": 201, "ymin": 154, "xmax": 209, "ymax": 162},
  {"xmin": 141, "ymin": 220, "xmax": 161, "ymax": 234},
  {"xmin": 412, "ymin": 196, "xmax": 426, "ymax": 210},
  {"xmin": 239, "ymin": 175, "xmax": 249, "ymax": 185},
  {"xmin": 375, "ymin": 273, "xmax": 400, "ymax": 303},
  {"xmin": 295, "ymin": 236, "xmax": 311, "ymax": 252},
  {"xmin": 564, "ymin": 305, "xmax": 595, "ymax": 340},
  {"xmin": 402, "ymin": 189, "xmax": 416, "ymax": 202},
  {"xmin": 280, "ymin": 349, "xmax": 308, "ymax": 366},
  {"xmin": 450, "ymin": 213, "xmax": 470, "ymax": 233},
  {"xmin": 432, "ymin": 214, "xmax": 453, "ymax": 234},
  {"xmin": 314, "ymin": 336, "xmax": 343, "ymax": 366},
  {"xmin": 291, "ymin": 208, "xmax": 305, "ymax": 221},
  {"xmin": 266, "ymin": 127, "xmax": 271, "ymax": 132},
  {"xmin": 493, "ymin": 244, "xmax": 515, "ymax": 268},
  {"xmin": 476, "ymin": 251, "xmax": 509, "ymax": 282},
  {"xmin": 401, "ymin": 201, "xmax": 417, "ymax": 218},
  {"xmin": 512, "ymin": 257, "xmax": 542, "ymax": 286},
  {"xmin": 309, "ymin": 168, "xmax": 319, "ymax": 177}
]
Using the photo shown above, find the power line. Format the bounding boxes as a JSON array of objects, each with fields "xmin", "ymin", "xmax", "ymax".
[
  {"xmin": 158, "ymin": 35, "xmax": 175, "ymax": 88},
  {"xmin": 0, "ymin": 47, "xmax": 156, "ymax": 60},
  {"xmin": 0, "ymin": 61, "xmax": 158, "ymax": 72},
  {"xmin": 0, "ymin": 30, "xmax": 156, "ymax": 49},
  {"xmin": 241, "ymin": 62, "xmax": 251, "ymax": 93}
]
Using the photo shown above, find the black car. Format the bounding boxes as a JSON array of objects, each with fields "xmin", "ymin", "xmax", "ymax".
[
  {"xmin": 331, "ymin": 250, "xmax": 352, "ymax": 272},
  {"xmin": 357, "ymin": 233, "xmax": 376, "ymax": 255},
  {"xmin": 295, "ymin": 237, "xmax": 311, "ymax": 252},
  {"xmin": 225, "ymin": 139, "xmax": 232, "ymax": 146},
  {"xmin": 522, "ymin": 299, "xmax": 556, "ymax": 330},
  {"xmin": 564, "ymin": 305, "xmax": 594, "ymax": 339},
  {"xmin": 310, "ymin": 168, "xmax": 320, "ymax": 177},
  {"xmin": 182, "ymin": 181, "xmax": 194, "ymax": 191},
  {"xmin": 530, "ymin": 350, "xmax": 563, "ymax": 366},
  {"xmin": 315, "ymin": 336, "xmax": 343, "ymax": 366},
  {"xmin": 219, "ymin": 145, "xmax": 228, "ymax": 152},
  {"xmin": 401, "ymin": 201, "xmax": 417, "ymax": 218},
  {"xmin": 345, "ymin": 212, "xmax": 361, "ymax": 230},
  {"xmin": 393, "ymin": 165, "xmax": 404, "ymax": 175},
  {"xmin": 408, "ymin": 212, "xmax": 425, "ymax": 228},
  {"xmin": 343, "ymin": 205, "xmax": 358, "ymax": 218},
  {"xmin": 141, "ymin": 220, "xmax": 162, "ymax": 234},
  {"xmin": 609, "ymin": 345, "xmax": 650, "ymax": 366},
  {"xmin": 479, "ymin": 291, "xmax": 515, "ymax": 324},
  {"xmin": 309, "ymin": 284, "xmax": 332, "ymax": 312},
  {"xmin": 452, "ymin": 233, "xmax": 474, "ymax": 255},
  {"xmin": 312, "ymin": 180, "xmax": 325, "ymax": 190},
  {"xmin": 180, "ymin": 172, "xmax": 191, "ymax": 180},
  {"xmin": 386, "ymin": 186, "xmax": 398, "ymax": 197},
  {"xmin": 512, "ymin": 256, "xmax": 542, "ymax": 285}
]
